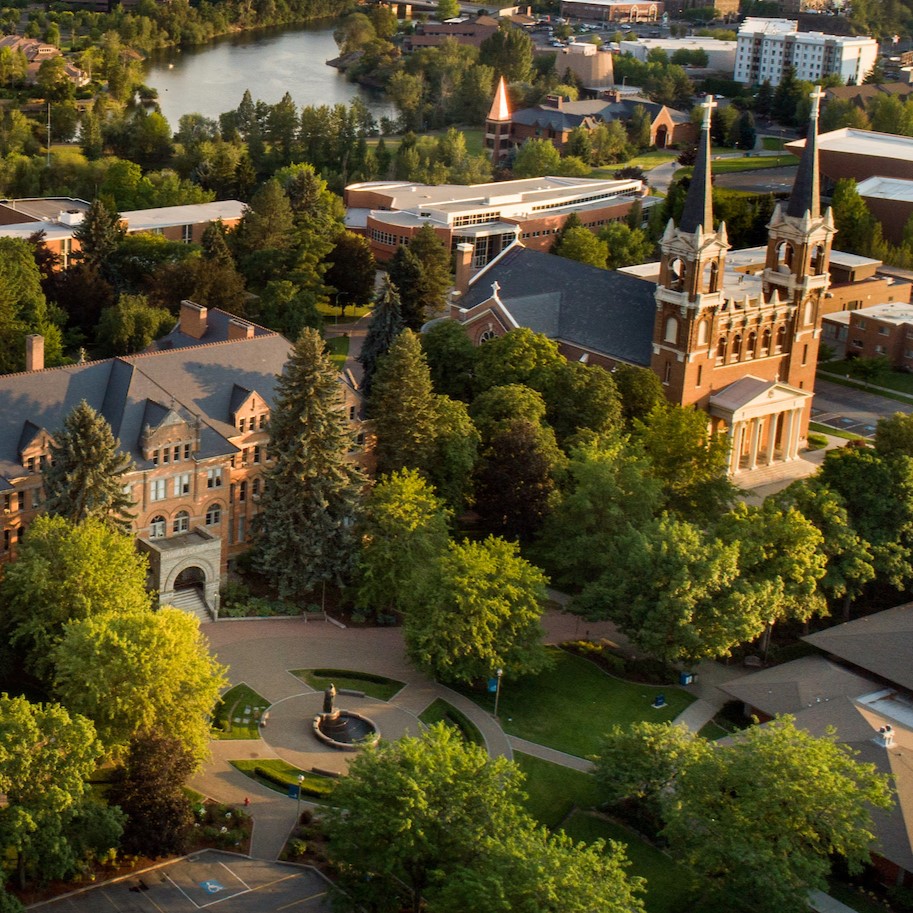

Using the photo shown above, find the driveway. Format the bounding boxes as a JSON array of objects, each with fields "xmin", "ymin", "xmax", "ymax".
[{"xmin": 811, "ymin": 379, "xmax": 913, "ymax": 439}]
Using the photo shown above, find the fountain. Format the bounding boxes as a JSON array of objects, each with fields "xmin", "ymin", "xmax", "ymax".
[{"xmin": 313, "ymin": 684, "xmax": 380, "ymax": 751}]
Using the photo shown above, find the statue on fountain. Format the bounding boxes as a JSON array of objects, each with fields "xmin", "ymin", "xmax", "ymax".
[{"xmin": 323, "ymin": 683, "xmax": 337, "ymax": 716}]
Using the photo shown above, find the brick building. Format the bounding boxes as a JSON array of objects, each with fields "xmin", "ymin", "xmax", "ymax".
[
  {"xmin": 558, "ymin": 0, "xmax": 663, "ymax": 22},
  {"xmin": 452, "ymin": 89, "xmax": 838, "ymax": 476},
  {"xmin": 402, "ymin": 16, "xmax": 499, "ymax": 50},
  {"xmin": 0, "ymin": 303, "xmax": 369, "ymax": 619},
  {"xmin": 822, "ymin": 302, "xmax": 913, "ymax": 367}
]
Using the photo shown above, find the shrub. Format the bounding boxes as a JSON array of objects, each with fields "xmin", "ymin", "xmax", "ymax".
[{"xmin": 253, "ymin": 766, "xmax": 335, "ymax": 799}]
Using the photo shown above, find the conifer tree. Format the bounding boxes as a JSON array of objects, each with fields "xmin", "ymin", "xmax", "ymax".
[
  {"xmin": 370, "ymin": 329, "xmax": 438, "ymax": 476},
  {"xmin": 388, "ymin": 223, "xmax": 451, "ymax": 330},
  {"xmin": 43, "ymin": 400, "xmax": 135, "ymax": 529},
  {"xmin": 254, "ymin": 328, "xmax": 364, "ymax": 597},
  {"xmin": 72, "ymin": 199, "xmax": 125, "ymax": 272},
  {"xmin": 387, "ymin": 243, "xmax": 426, "ymax": 330},
  {"xmin": 358, "ymin": 275, "xmax": 404, "ymax": 395}
]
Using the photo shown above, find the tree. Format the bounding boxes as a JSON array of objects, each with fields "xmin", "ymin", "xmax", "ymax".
[
  {"xmin": 254, "ymin": 328, "xmax": 364, "ymax": 597},
  {"xmin": 553, "ymin": 225, "xmax": 608, "ymax": 268},
  {"xmin": 405, "ymin": 536, "xmax": 549, "ymax": 684},
  {"xmin": 613, "ymin": 363, "xmax": 665, "ymax": 425},
  {"xmin": 357, "ymin": 469, "xmax": 451, "ymax": 618},
  {"xmin": 51, "ymin": 607, "xmax": 227, "ymax": 764},
  {"xmin": 830, "ymin": 178, "xmax": 877, "ymax": 256},
  {"xmin": 325, "ymin": 230, "xmax": 376, "ymax": 318},
  {"xmin": 427, "ymin": 394, "xmax": 479, "ymax": 512},
  {"xmin": 403, "ymin": 223, "xmax": 452, "ymax": 329},
  {"xmin": 436, "ymin": 0, "xmax": 460, "ymax": 20},
  {"xmin": 232, "ymin": 179, "xmax": 295, "ymax": 286},
  {"xmin": 421, "ymin": 318, "xmax": 476, "ymax": 401},
  {"xmin": 358, "ymin": 275, "xmax": 404, "ymax": 395},
  {"xmin": 479, "ymin": 26, "xmax": 533, "ymax": 83},
  {"xmin": 664, "ymin": 718, "xmax": 893, "ymax": 913},
  {"xmin": 325, "ymin": 724, "xmax": 527, "ymax": 913},
  {"xmin": 0, "ymin": 695, "xmax": 106, "ymax": 889},
  {"xmin": 635, "ymin": 404, "xmax": 734, "ymax": 523},
  {"xmin": 190, "ymin": 221, "xmax": 247, "ymax": 312},
  {"xmin": 386, "ymin": 244, "xmax": 426, "ymax": 329},
  {"xmin": 575, "ymin": 515, "xmax": 765, "ymax": 666},
  {"xmin": 541, "ymin": 360, "xmax": 622, "ymax": 444},
  {"xmin": 72, "ymin": 198, "xmax": 125, "ymax": 272},
  {"xmin": 473, "ymin": 327, "xmax": 567, "ymax": 396},
  {"xmin": 1, "ymin": 516, "xmax": 152, "ymax": 680},
  {"xmin": 43, "ymin": 400, "xmax": 135, "ymax": 528},
  {"xmin": 598, "ymin": 222, "xmax": 654, "ymax": 270},
  {"xmin": 876, "ymin": 411, "xmax": 913, "ymax": 458},
  {"xmin": 512, "ymin": 137, "xmax": 562, "ymax": 178},
  {"xmin": 370, "ymin": 329, "xmax": 438, "ymax": 475}
]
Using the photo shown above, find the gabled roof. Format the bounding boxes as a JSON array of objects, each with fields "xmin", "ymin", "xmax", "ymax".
[
  {"xmin": 803, "ymin": 602, "xmax": 913, "ymax": 693},
  {"xmin": 460, "ymin": 245, "xmax": 656, "ymax": 366}
]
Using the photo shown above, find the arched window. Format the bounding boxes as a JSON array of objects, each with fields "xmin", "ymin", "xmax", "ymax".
[
  {"xmin": 777, "ymin": 241, "xmax": 793, "ymax": 271},
  {"xmin": 253, "ymin": 477, "xmax": 261, "ymax": 496},
  {"xmin": 669, "ymin": 258, "xmax": 685, "ymax": 291},
  {"xmin": 173, "ymin": 511, "xmax": 190, "ymax": 534},
  {"xmin": 761, "ymin": 328, "xmax": 772, "ymax": 356},
  {"xmin": 703, "ymin": 260, "xmax": 719, "ymax": 293},
  {"xmin": 775, "ymin": 326, "xmax": 786, "ymax": 353},
  {"xmin": 697, "ymin": 319, "xmax": 709, "ymax": 347},
  {"xmin": 812, "ymin": 244, "xmax": 826, "ymax": 274},
  {"xmin": 731, "ymin": 334, "xmax": 742, "ymax": 362},
  {"xmin": 664, "ymin": 315, "xmax": 678, "ymax": 344},
  {"xmin": 205, "ymin": 503, "xmax": 221, "ymax": 526},
  {"xmin": 717, "ymin": 337, "xmax": 727, "ymax": 362},
  {"xmin": 479, "ymin": 329, "xmax": 497, "ymax": 343},
  {"xmin": 747, "ymin": 331, "xmax": 757, "ymax": 359},
  {"xmin": 150, "ymin": 516, "xmax": 166, "ymax": 539},
  {"xmin": 804, "ymin": 299, "xmax": 815, "ymax": 325}
]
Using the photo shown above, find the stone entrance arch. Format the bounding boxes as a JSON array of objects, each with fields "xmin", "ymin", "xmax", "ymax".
[
  {"xmin": 139, "ymin": 528, "xmax": 222, "ymax": 618},
  {"xmin": 175, "ymin": 566, "xmax": 206, "ymax": 590}
]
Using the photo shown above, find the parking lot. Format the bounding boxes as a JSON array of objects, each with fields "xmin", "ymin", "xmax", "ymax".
[
  {"xmin": 33, "ymin": 852, "xmax": 332, "ymax": 913},
  {"xmin": 811, "ymin": 379, "xmax": 913, "ymax": 439}
]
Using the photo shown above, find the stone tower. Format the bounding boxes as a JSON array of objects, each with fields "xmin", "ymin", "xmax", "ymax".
[{"xmin": 485, "ymin": 76, "xmax": 512, "ymax": 167}]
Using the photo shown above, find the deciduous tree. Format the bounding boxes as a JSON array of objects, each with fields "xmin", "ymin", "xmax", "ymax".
[
  {"xmin": 420, "ymin": 318, "xmax": 476, "ymax": 401},
  {"xmin": 325, "ymin": 230, "xmax": 376, "ymax": 318},
  {"xmin": 254, "ymin": 328, "xmax": 364, "ymax": 596}
]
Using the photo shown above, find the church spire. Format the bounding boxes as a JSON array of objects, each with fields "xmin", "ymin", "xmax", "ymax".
[
  {"xmin": 679, "ymin": 94, "xmax": 716, "ymax": 234},
  {"xmin": 786, "ymin": 85, "xmax": 824, "ymax": 221},
  {"xmin": 488, "ymin": 76, "xmax": 510, "ymax": 123}
]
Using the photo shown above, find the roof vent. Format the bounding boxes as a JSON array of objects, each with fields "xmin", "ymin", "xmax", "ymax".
[{"xmin": 875, "ymin": 725, "xmax": 895, "ymax": 749}]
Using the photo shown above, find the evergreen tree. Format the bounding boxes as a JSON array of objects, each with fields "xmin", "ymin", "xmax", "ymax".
[
  {"xmin": 72, "ymin": 198, "xmax": 125, "ymax": 272},
  {"xmin": 405, "ymin": 223, "xmax": 452, "ymax": 330},
  {"xmin": 387, "ymin": 244, "xmax": 426, "ymax": 330},
  {"xmin": 254, "ymin": 328, "xmax": 364, "ymax": 597},
  {"xmin": 755, "ymin": 80, "xmax": 773, "ymax": 117},
  {"xmin": 358, "ymin": 275, "xmax": 404, "ymax": 395},
  {"xmin": 43, "ymin": 400, "xmax": 135, "ymax": 529},
  {"xmin": 370, "ymin": 328, "xmax": 438, "ymax": 476},
  {"xmin": 192, "ymin": 221, "xmax": 247, "ymax": 313}
]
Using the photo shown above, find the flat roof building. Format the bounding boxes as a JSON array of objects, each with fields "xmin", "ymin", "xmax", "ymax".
[
  {"xmin": 558, "ymin": 0, "xmax": 662, "ymax": 22},
  {"xmin": 620, "ymin": 36, "xmax": 737, "ymax": 73},
  {"xmin": 734, "ymin": 17, "xmax": 878, "ymax": 87}
]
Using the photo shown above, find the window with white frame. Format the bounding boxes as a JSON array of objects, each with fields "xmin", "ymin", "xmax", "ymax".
[
  {"xmin": 150, "ymin": 479, "xmax": 167, "ymax": 501},
  {"xmin": 207, "ymin": 468, "xmax": 222, "ymax": 488},
  {"xmin": 150, "ymin": 515, "xmax": 166, "ymax": 538},
  {"xmin": 205, "ymin": 503, "xmax": 221, "ymax": 525},
  {"xmin": 173, "ymin": 511, "xmax": 190, "ymax": 533},
  {"xmin": 174, "ymin": 473, "xmax": 191, "ymax": 497}
]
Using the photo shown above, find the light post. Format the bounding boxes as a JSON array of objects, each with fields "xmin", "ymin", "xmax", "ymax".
[
  {"xmin": 296, "ymin": 774, "xmax": 304, "ymax": 822},
  {"xmin": 493, "ymin": 668, "xmax": 503, "ymax": 719}
]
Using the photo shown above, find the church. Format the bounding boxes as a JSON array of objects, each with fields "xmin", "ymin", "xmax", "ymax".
[{"xmin": 453, "ymin": 88, "xmax": 835, "ymax": 477}]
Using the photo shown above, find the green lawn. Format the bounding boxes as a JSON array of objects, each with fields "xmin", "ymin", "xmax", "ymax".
[
  {"xmin": 591, "ymin": 149, "xmax": 677, "ymax": 175},
  {"xmin": 697, "ymin": 721, "xmax": 729, "ymax": 740},
  {"xmin": 562, "ymin": 811, "xmax": 707, "ymax": 913},
  {"xmin": 514, "ymin": 752, "xmax": 600, "ymax": 829},
  {"xmin": 212, "ymin": 683, "xmax": 270, "ymax": 739},
  {"xmin": 762, "ymin": 136, "xmax": 782, "ymax": 151},
  {"xmin": 293, "ymin": 669, "xmax": 405, "ymax": 701},
  {"xmin": 230, "ymin": 759, "xmax": 335, "ymax": 800},
  {"xmin": 324, "ymin": 335, "xmax": 350, "ymax": 370},
  {"xmin": 710, "ymin": 155, "xmax": 790, "ymax": 174},
  {"xmin": 461, "ymin": 649, "xmax": 695, "ymax": 759},
  {"xmin": 808, "ymin": 421, "xmax": 865, "ymax": 442},
  {"xmin": 818, "ymin": 362, "xmax": 913, "ymax": 399},
  {"xmin": 419, "ymin": 698, "xmax": 484, "ymax": 746}
]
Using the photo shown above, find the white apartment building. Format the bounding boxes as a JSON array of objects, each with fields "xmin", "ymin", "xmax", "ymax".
[{"xmin": 733, "ymin": 18, "xmax": 878, "ymax": 87}]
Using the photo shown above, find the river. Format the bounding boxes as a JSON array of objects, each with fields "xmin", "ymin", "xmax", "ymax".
[{"xmin": 145, "ymin": 23, "xmax": 397, "ymax": 130}]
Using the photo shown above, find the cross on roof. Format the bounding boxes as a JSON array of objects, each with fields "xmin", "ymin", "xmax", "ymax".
[
  {"xmin": 700, "ymin": 94, "xmax": 717, "ymax": 130},
  {"xmin": 809, "ymin": 85, "xmax": 825, "ymax": 120},
  {"xmin": 491, "ymin": 280, "xmax": 501, "ymax": 298}
]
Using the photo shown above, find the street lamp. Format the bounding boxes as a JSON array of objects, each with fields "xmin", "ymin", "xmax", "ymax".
[
  {"xmin": 296, "ymin": 774, "xmax": 304, "ymax": 823},
  {"xmin": 493, "ymin": 668, "xmax": 504, "ymax": 719}
]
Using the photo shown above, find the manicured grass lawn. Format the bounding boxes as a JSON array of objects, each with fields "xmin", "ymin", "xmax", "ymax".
[
  {"xmin": 230, "ymin": 759, "xmax": 334, "ymax": 801},
  {"xmin": 293, "ymin": 668, "xmax": 405, "ymax": 701},
  {"xmin": 419, "ymin": 698, "xmax": 484, "ymax": 746},
  {"xmin": 762, "ymin": 136, "xmax": 782, "ymax": 151},
  {"xmin": 591, "ymin": 149, "xmax": 677, "ymax": 175},
  {"xmin": 212, "ymin": 683, "xmax": 270, "ymax": 739},
  {"xmin": 808, "ymin": 421, "xmax": 865, "ymax": 442},
  {"xmin": 818, "ymin": 362, "xmax": 913, "ymax": 400},
  {"xmin": 462, "ymin": 648, "xmax": 695, "ymax": 759},
  {"xmin": 514, "ymin": 752, "xmax": 600, "ymax": 829},
  {"xmin": 317, "ymin": 301, "xmax": 373, "ymax": 321},
  {"xmin": 324, "ymin": 334, "xmax": 350, "ymax": 370},
  {"xmin": 697, "ymin": 721, "xmax": 729, "ymax": 740},
  {"xmin": 562, "ymin": 810, "xmax": 706, "ymax": 913},
  {"xmin": 710, "ymin": 155, "xmax": 789, "ymax": 174}
]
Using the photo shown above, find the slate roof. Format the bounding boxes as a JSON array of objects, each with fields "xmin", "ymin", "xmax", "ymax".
[
  {"xmin": 0, "ymin": 332, "xmax": 291, "ymax": 488},
  {"xmin": 461, "ymin": 245, "xmax": 656, "ymax": 366},
  {"xmin": 804, "ymin": 602, "xmax": 913, "ymax": 693},
  {"xmin": 148, "ymin": 310, "xmax": 273, "ymax": 350},
  {"xmin": 511, "ymin": 98, "xmax": 678, "ymax": 133}
]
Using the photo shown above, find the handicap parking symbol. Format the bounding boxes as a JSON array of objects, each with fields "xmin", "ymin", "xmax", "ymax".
[{"xmin": 200, "ymin": 880, "xmax": 224, "ymax": 895}]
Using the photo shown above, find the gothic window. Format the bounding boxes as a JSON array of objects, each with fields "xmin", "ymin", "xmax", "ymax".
[
  {"xmin": 812, "ymin": 244, "xmax": 826, "ymax": 274},
  {"xmin": 775, "ymin": 326, "xmax": 786, "ymax": 353},
  {"xmin": 731, "ymin": 334, "xmax": 742, "ymax": 362},
  {"xmin": 669, "ymin": 258, "xmax": 685, "ymax": 291},
  {"xmin": 173, "ymin": 511, "xmax": 190, "ymax": 534},
  {"xmin": 149, "ymin": 516, "xmax": 166, "ymax": 539},
  {"xmin": 717, "ymin": 337, "xmax": 727, "ymax": 362},
  {"xmin": 761, "ymin": 328, "xmax": 771, "ymax": 356},
  {"xmin": 747, "ymin": 331, "xmax": 757, "ymax": 358},
  {"xmin": 664, "ymin": 316, "xmax": 678, "ymax": 344},
  {"xmin": 697, "ymin": 319, "xmax": 709, "ymax": 346},
  {"xmin": 479, "ymin": 329, "xmax": 497, "ymax": 343},
  {"xmin": 804, "ymin": 299, "xmax": 815, "ymax": 325}
]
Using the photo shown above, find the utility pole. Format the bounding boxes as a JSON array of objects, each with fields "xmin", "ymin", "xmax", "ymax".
[{"xmin": 46, "ymin": 102, "xmax": 51, "ymax": 168}]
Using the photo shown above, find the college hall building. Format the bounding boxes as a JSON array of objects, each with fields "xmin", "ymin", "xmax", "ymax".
[
  {"xmin": 451, "ymin": 88, "xmax": 836, "ymax": 476},
  {"xmin": 0, "ymin": 303, "xmax": 369, "ymax": 620}
]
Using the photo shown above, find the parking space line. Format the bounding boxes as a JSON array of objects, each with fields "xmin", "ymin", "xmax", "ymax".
[
  {"xmin": 164, "ymin": 874, "xmax": 202, "ymax": 909},
  {"xmin": 218, "ymin": 861, "xmax": 251, "ymax": 891},
  {"xmin": 277, "ymin": 891, "xmax": 328, "ymax": 911}
]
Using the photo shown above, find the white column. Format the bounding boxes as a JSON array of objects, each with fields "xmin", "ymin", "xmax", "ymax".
[
  {"xmin": 766, "ymin": 414, "xmax": 778, "ymax": 466},
  {"xmin": 748, "ymin": 418, "xmax": 761, "ymax": 471},
  {"xmin": 789, "ymin": 407, "xmax": 803, "ymax": 458},
  {"xmin": 729, "ymin": 421, "xmax": 743, "ymax": 475},
  {"xmin": 783, "ymin": 409, "xmax": 797, "ymax": 461}
]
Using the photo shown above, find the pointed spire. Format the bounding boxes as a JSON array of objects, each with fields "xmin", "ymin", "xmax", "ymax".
[
  {"xmin": 786, "ymin": 85, "xmax": 824, "ymax": 220},
  {"xmin": 679, "ymin": 94, "xmax": 716, "ymax": 234},
  {"xmin": 488, "ymin": 77, "xmax": 510, "ymax": 123}
]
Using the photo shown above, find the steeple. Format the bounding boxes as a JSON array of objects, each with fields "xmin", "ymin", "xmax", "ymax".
[
  {"xmin": 786, "ymin": 85, "xmax": 824, "ymax": 221},
  {"xmin": 488, "ymin": 76, "xmax": 510, "ymax": 123},
  {"xmin": 679, "ymin": 94, "xmax": 716, "ymax": 234}
]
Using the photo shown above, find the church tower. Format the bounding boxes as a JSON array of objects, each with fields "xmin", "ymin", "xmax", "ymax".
[
  {"xmin": 762, "ymin": 85, "xmax": 836, "ymax": 393},
  {"xmin": 651, "ymin": 95, "xmax": 729, "ymax": 406},
  {"xmin": 485, "ymin": 77, "xmax": 512, "ymax": 167}
]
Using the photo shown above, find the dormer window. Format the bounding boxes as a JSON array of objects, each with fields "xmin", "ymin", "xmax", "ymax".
[{"xmin": 239, "ymin": 418, "xmax": 246, "ymax": 432}]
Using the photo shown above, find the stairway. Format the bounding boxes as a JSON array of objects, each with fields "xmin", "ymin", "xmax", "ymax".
[{"xmin": 167, "ymin": 586, "xmax": 212, "ymax": 623}]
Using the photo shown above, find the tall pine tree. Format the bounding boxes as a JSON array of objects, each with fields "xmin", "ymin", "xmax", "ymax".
[
  {"xmin": 254, "ymin": 328, "xmax": 364, "ymax": 597},
  {"xmin": 73, "ymin": 199, "xmax": 125, "ymax": 272},
  {"xmin": 43, "ymin": 400, "xmax": 135, "ymax": 529},
  {"xmin": 358, "ymin": 275, "xmax": 404, "ymax": 395}
]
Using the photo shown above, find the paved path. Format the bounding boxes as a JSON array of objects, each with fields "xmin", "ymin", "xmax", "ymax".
[
  {"xmin": 813, "ymin": 378, "xmax": 913, "ymax": 439},
  {"xmin": 509, "ymin": 736, "xmax": 593, "ymax": 772}
]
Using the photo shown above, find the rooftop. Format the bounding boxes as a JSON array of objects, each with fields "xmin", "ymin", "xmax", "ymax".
[
  {"xmin": 857, "ymin": 175, "xmax": 913, "ymax": 203},
  {"xmin": 121, "ymin": 200, "xmax": 247, "ymax": 231},
  {"xmin": 787, "ymin": 128, "xmax": 913, "ymax": 161}
]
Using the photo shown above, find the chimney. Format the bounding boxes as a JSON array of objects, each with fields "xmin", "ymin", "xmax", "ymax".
[
  {"xmin": 455, "ymin": 242, "xmax": 474, "ymax": 295},
  {"xmin": 227, "ymin": 318, "xmax": 255, "ymax": 341},
  {"xmin": 25, "ymin": 334, "xmax": 44, "ymax": 372},
  {"xmin": 180, "ymin": 300, "xmax": 208, "ymax": 339},
  {"xmin": 875, "ymin": 725, "xmax": 895, "ymax": 749}
]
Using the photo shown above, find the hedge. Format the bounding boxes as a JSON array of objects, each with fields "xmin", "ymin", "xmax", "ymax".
[{"xmin": 254, "ymin": 766, "xmax": 335, "ymax": 799}]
